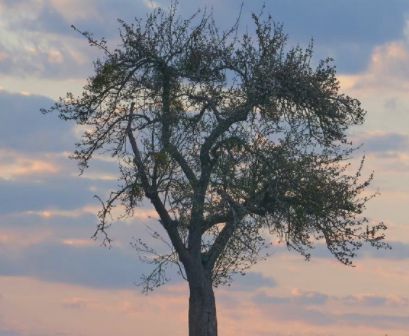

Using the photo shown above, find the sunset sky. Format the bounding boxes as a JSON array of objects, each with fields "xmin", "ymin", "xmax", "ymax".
[{"xmin": 1, "ymin": 0, "xmax": 409, "ymax": 335}]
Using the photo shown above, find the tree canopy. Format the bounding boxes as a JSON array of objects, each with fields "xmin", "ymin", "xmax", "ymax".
[{"xmin": 44, "ymin": 3, "xmax": 389, "ymax": 335}]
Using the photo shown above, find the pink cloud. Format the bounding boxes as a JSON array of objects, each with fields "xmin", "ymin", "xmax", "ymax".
[
  {"xmin": 340, "ymin": 41, "xmax": 409, "ymax": 95},
  {"xmin": 61, "ymin": 238, "xmax": 95, "ymax": 248},
  {"xmin": 0, "ymin": 277, "xmax": 188, "ymax": 336},
  {"xmin": 24, "ymin": 204, "xmax": 100, "ymax": 219},
  {"xmin": 0, "ymin": 149, "xmax": 59, "ymax": 179},
  {"xmin": 62, "ymin": 296, "xmax": 92, "ymax": 309},
  {"xmin": 47, "ymin": 49, "xmax": 64, "ymax": 64},
  {"xmin": 0, "ymin": 272, "xmax": 408, "ymax": 336},
  {"xmin": 0, "ymin": 229, "xmax": 53, "ymax": 248}
]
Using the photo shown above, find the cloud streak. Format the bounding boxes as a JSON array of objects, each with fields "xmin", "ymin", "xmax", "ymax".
[{"xmin": 0, "ymin": 241, "xmax": 146, "ymax": 289}]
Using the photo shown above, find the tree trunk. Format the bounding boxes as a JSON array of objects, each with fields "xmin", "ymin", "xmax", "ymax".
[{"xmin": 188, "ymin": 272, "xmax": 217, "ymax": 336}]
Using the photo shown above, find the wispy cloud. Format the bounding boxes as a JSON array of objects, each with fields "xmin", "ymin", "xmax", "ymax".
[
  {"xmin": 0, "ymin": 149, "xmax": 59, "ymax": 180},
  {"xmin": 0, "ymin": 91, "xmax": 74, "ymax": 152},
  {"xmin": 356, "ymin": 131, "xmax": 409, "ymax": 154},
  {"xmin": 251, "ymin": 289, "xmax": 409, "ymax": 330},
  {"xmin": 62, "ymin": 296, "xmax": 93, "ymax": 309},
  {"xmin": 0, "ymin": 241, "xmax": 145, "ymax": 289}
]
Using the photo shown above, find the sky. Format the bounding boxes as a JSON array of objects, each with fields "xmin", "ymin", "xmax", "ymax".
[{"xmin": 1, "ymin": 0, "xmax": 409, "ymax": 335}]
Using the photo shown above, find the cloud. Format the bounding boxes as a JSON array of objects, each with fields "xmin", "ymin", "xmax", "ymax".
[
  {"xmin": 359, "ymin": 41, "xmax": 409, "ymax": 89},
  {"xmin": 290, "ymin": 288, "xmax": 329, "ymax": 305},
  {"xmin": 0, "ymin": 175, "xmax": 100, "ymax": 214},
  {"xmin": 253, "ymin": 296, "xmax": 336, "ymax": 326},
  {"xmin": 371, "ymin": 41, "xmax": 409, "ymax": 78},
  {"xmin": 0, "ymin": 91, "xmax": 75, "ymax": 152},
  {"xmin": 266, "ymin": 238, "xmax": 409, "ymax": 262},
  {"xmin": 143, "ymin": 0, "xmax": 161, "ymax": 10},
  {"xmin": 24, "ymin": 206, "xmax": 99, "ymax": 220},
  {"xmin": 0, "ymin": 204, "xmax": 180, "ymax": 290},
  {"xmin": 0, "ymin": 149, "xmax": 60, "ymax": 180},
  {"xmin": 0, "ymin": 204, "xmax": 100, "ymax": 238},
  {"xmin": 0, "ymin": 0, "xmax": 98, "ymax": 79},
  {"xmin": 253, "ymin": 289, "xmax": 329, "ymax": 306},
  {"xmin": 307, "ymin": 240, "xmax": 409, "ymax": 261},
  {"xmin": 342, "ymin": 294, "xmax": 409, "ymax": 307},
  {"xmin": 0, "ymin": 329, "xmax": 20, "ymax": 336},
  {"xmin": 0, "ymin": 229, "xmax": 53, "ymax": 248},
  {"xmin": 291, "ymin": 290, "xmax": 409, "ymax": 308},
  {"xmin": 62, "ymin": 296, "xmax": 91, "ymax": 309},
  {"xmin": 4, "ymin": 0, "xmax": 71, "ymax": 35},
  {"xmin": 356, "ymin": 131, "xmax": 409, "ymax": 154},
  {"xmin": 49, "ymin": 0, "xmax": 149, "ymax": 35},
  {"xmin": 1, "ymin": 0, "xmax": 408, "ymax": 81},
  {"xmin": 360, "ymin": 241, "xmax": 409, "ymax": 260},
  {"xmin": 47, "ymin": 49, "xmax": 64, "ymax": 64},
  {"xmin": 347, "ymin": 132, "xmax": 409, "ymax": 178},
  {"xmin": 336, "ymin": 312, "xmax": 409, "ymax": 329},
  {"xmin": 230, "ymin": 272, "xmax": 277, "ymax": 291},
  {"xmin": 0, "ymin": 276, "xmax": 189, "ymax": 336},
  {"xmin": 211, "ymin": 0, "xmax": 409, "ymax": 73},
  {"xmin": 251, "ymin": 289, "xmax": 409, "ymax": 330},
  {"xmin": 0, "ymin": 241, "xmax": 149, "ymax": 289},
  {"xmin": 341, "ymin": 40, "xmax": 409, "ymax": 94},
  {"xmin": 61, "ymin": 238, "xmax": 96, "ymax": 247}
]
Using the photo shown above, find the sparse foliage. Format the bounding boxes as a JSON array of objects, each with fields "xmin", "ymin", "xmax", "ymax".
[{"xmin": 44, "ymin": 3, "xmax": 389, "ymax": 335}]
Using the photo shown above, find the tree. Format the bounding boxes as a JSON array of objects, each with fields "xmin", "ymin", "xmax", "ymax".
[{"xmin": 44, "ymin": 3, "xmax": 389, "ymax": 336}]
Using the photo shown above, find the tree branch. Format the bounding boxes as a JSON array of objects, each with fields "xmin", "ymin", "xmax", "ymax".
[
  {"xmin": 127, "ymin": 103, "xmax": 189, "ymax": 263},
  {"xmin": 199, "ymin": 105, "xmax": 250, "ymax": 183},
  {"xmin": 203, "ymin": 191, "xmax": 243, "ymax": 271},
  {"xmin": 202, "ymin": 213, "xmax": 232, "ymax": 233},
  {"xmin": 160, "ymin": 71, "xmax": 198, "ymax": 188}
]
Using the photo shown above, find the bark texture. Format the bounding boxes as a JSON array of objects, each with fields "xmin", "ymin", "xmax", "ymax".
[{"xmin": 188, "ymin": 269, "xmax": 217, "ymax": 336}]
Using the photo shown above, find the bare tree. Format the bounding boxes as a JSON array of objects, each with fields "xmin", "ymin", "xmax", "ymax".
[{"xmin": 44, "ymin": 3, "xmax": 389, "ymax": 336}]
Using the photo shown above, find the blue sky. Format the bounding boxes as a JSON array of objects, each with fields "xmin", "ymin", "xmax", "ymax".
[{"xmin": 1, "ymin": 1, "xmax": 409, "ymax": 335}]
